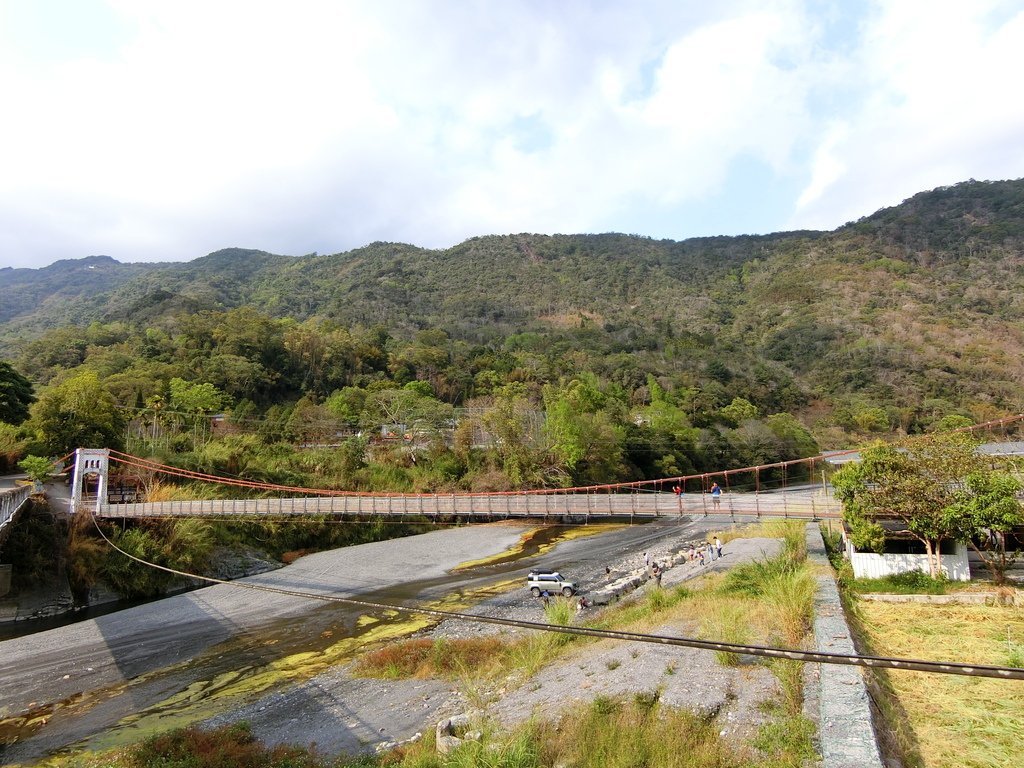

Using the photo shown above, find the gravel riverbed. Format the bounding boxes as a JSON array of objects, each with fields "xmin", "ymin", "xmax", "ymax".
[{"xmin": 206, "ymin": 520, "xmax": 785, "ymax": 759}]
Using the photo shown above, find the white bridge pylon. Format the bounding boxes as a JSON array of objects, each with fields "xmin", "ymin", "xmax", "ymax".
[{"xmin": 70, "ymin": 448, "xmax": 110, "ymax": 516}]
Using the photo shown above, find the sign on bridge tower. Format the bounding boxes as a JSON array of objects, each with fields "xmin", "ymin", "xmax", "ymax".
[{"xmin": 70, "ymin": 448, "xmax": 109, "ymax": 516}]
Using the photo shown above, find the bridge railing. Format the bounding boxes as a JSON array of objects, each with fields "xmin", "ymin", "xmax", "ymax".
[
  {"xmin": 97, "ymin": 489, "xmax": 842, "ymax": 521},
  {"xmin": 0, "ymin": 485, "xmax": 33, "ymax": 535}
]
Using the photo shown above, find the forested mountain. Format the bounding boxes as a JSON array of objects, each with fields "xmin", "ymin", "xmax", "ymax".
[{"xmin": 1, "ymin": 178, "xmax": 1022, "ymax": 490}]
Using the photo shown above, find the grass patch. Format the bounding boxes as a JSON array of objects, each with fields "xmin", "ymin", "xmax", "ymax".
[
  {"xmin": 354, "ymin": 637, "xmax": 506, "ymax": 680},
  {"xmin": 542, "ymin": 595, "xmax": 575, "ymax": 630},
  {"xmin": 60, "ymin": 721, "xmax": 383, "ymax": 768},
  {"xmin": 532, "ymin": 694, "xmax": 745, "ymax": 768},
  {"xmin": 131, "ymin": 721, "xmax": 324, "ymax": 768},
  {"xmin": 760, "ymin": 568, "xmax": 816, "ymax": 647},
  {"xmin": 720, "ymin": 555, "xmax": 796, "ymax": 596},
  {"xmin": 854, "ymin": 600, "xmax": 1024, "ymax": 768},
  {"xmin": 766, "ymin": 659, "xmax": 804, "ymax": 716},
  {"xmin": 849, "ymin": 570, "xmax": 950, "ymax": 595},
  {"xmin": 715, "ymin": 524, "xmax": 814, "ymax": 648},
  {"xmin": 750, "ymin": 715, "xmax": 817, "ymax": 764},
  {"xmin": 587, "ymin": 583, "xmax": 694, "ymax": 633},
  {"xmin": 645, "ymin": 583, "xmax": 674, "ymax": 612},
  {"xmin": 697, "ymin": 597, "xmax": 752, "ymax": 666},
  {"xmin": 1007, "ymin": 642, "xmax": 1024, "ymax": 669}
]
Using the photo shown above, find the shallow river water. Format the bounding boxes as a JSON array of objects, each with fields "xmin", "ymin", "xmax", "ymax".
[{"xmin": 1, "ymin": 522, "xmax": 681, "ymax": 765}]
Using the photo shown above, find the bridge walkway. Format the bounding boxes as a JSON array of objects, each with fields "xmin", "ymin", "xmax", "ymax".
[
  {"xmin": 0, "ymin": 485, "xmax": 32, "ymax": 537},
  {"xmin": 93, "ymin": 487, "xmax": 841, "ymax": 521}
]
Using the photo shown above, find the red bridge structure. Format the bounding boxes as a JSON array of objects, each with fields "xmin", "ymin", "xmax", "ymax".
[{"xmin": 68, "ymin": 414, "xmax": 1024, "ymax": 524}]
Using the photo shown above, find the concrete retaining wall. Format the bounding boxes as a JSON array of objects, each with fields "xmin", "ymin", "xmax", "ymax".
[
  {"xmin": 587, "ymin": 540, "xmax": 719, "ymax": 605},
  {"xmin": 806, "ymin": 523, "xmax": 884, "ymax": 768},
  {"xmin": 859, "ymin": 591, "xmax": 1022, "ymax": 606}
]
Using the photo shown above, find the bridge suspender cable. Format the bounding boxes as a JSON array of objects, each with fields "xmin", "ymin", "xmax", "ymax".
[
  {"xmin": 104, "ymin": 412, "xmax": 1024, "ymax": 501},
  {"xmin": 90, "ymin": 515, "xmax": 1024, "ymax": 682}
]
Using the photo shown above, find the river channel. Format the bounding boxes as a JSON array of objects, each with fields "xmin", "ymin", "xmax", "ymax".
[{"xmin": 0, "ymin": 519, "xmax": 694, "ymax": 765}]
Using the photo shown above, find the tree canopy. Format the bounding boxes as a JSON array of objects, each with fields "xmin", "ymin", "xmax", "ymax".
[
  {"xmin": 832, "ymin": 432, "xmax": 1023, "ymax": 580},
  {"xmin": 0, "ymin": 360, "xmax": 34, "ymax": 425},
  {"xmin": 28, "ymin": 371, "xmax": 125, "ymax": 456}
]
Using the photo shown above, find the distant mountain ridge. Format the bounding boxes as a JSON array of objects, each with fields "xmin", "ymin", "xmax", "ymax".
[
  {"xmin": 3, "ymin": 179, "xmax": 1020, "ymax": 330},
  {"xmin": 2, "ymin": 178, "xmax": 1023, "ymax": 420}
]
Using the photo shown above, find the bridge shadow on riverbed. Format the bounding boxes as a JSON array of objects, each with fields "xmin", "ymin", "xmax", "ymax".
[{"xmin": 0, "ymin": 523, "xmax": 597, "ymax": 763}]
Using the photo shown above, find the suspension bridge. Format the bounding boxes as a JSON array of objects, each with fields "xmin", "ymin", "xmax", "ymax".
[
  {"xmin": 70, "ymin": 450, "xmax": 841, "ymax": 521},
  {"xmin": 61, "ymin": 414, "xmax": 1024, "ymax": 524}
]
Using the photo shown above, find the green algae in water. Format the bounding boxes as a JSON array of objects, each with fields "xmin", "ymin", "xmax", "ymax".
[{"xmin": 52, "ymin": 576, "xmax": 521, "ymax": 760}]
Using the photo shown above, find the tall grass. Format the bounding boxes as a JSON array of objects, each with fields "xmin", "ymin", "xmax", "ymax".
[
  {"xmin": 425, "ymin": 729, "xmax": 539, "ymax": 768},
  {"xmin": 696, "ymin": 598, "xmax": 752, "ymax": 666},
  {"xmin": 767, "ymin": 659, "xmax": 804, "ymax": 716},
  {"xmin": 354, "ymin": 637, "xmax": 505, "ymax": 680},
  {"xmin": 542, "ymin": 596, "xmax": 575, "ymax": 628},
  {"xmin": 719, "ymin": 554, "xmax": 795, "ymax": 596},
  {"xmin": 646, "ymin": 584, "xmax": 671, "ymax": 612},
  {"xmin": 533, "ymin": 694, "xmax": 742, "ymax": 768},
  {"xmin": 760, "ymin": 568, "xmax": 816, "ymax": 647},
  {"xmin": 131, "ymin": 722, "xmax": 324, "ymax": 768},
  {"xmin": 854, "ymin": 601, "xmax": 1024, "ymax": 768}
]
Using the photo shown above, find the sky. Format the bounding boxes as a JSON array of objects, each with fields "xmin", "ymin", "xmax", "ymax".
[{"xmin": 1, "ymin": 0, "xmax": 1023, "ymax": 270}]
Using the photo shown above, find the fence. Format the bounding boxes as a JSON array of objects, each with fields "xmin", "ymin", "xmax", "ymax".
[
  {"xmin": 0, "ymin": 485, "xmax": 33, "ymax": 537},
  {"xmin": 97, "ymin": 487, "xmax": 842, "ymax": 521}
]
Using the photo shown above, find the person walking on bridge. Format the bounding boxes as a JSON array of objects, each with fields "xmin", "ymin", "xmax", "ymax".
[{"xmin": 710, "ymin": 482, "xmax": 722, "ymax": 509}]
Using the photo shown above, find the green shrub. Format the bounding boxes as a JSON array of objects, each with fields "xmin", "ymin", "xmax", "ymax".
[
  {"xmin": 751, "ymin": 715, "xmax": 818, "ymax": 763},
  {"xmin": 131, "ymin": 722, "xmax": 324, "ymax": 768},
  {"xmin": 852, "ymin": 570, "xmax": 948, "ymax": 595},
  {"xmin": 720, "ymin": 555, "xmax": 794, "ymax": 597}
]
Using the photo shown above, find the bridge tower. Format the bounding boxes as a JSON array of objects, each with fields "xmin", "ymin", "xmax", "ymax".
[{"xmin": 70, "ymin": 448, "xmax": 109, "ymax": 516}]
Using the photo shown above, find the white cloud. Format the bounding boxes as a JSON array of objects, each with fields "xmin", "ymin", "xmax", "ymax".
[
  {"xmin": 0, "ymin": 0, "xmax": 1022, "ymax": 268},
  {"xmin": 796, "ymin": 122, "xmax": 850, "ymax": 210},
  {"xmin": 792, "ymin": 0, "xmax": 1024, "ymax": 228}
]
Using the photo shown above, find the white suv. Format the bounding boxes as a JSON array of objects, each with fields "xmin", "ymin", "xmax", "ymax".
[{"xmin": 527, "ymin": 570, "xmax": 577, "ymax": 597}]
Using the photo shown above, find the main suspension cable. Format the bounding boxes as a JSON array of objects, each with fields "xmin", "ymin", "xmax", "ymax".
[{"xmin": 106, "ymin": 412, "xmax": 1024, "ymax": 501}]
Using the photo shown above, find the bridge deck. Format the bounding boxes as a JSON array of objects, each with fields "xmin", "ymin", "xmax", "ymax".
[
  {"xmin": 95, "ymin": 489, "xmax": 842, "ymax": 521},
  {"xmin": 0, "ymin": 485, "xmax": 33, "ymax": 548}
]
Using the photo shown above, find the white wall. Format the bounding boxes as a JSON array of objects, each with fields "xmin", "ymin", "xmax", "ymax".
[{"xmin": 848, "ymin": 544, "xmax": 971, "ymax": 581}]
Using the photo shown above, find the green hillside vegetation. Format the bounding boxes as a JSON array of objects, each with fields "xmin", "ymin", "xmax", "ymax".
[{"xmin": 1, "ymin": 179, "xmax": 1022, "ymax": 495}]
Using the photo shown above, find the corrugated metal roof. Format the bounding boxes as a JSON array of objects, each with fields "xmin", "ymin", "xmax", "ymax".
[{"xmin": 822, "ymin": 442, "xmax": 1024, "ymax": 465}]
